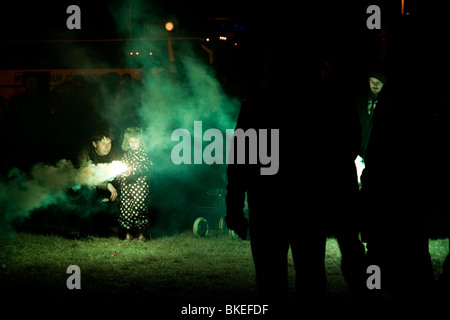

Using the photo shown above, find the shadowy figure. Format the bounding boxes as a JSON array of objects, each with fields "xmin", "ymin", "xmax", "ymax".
[
  {"xmin": 320, "ymin": 65, "xmax": 369, "ymax": 299},
  {"xmin": 226, "ymin": 84, "xmax": 327, "ymax": 304},
  {"xmin": 228, "ymin": 49, "xmax": 318, "ymax": 298},
  {"xmin": 356, "ymin": 71, "xmax": 387, "ymax": 160},
  {"xmin": 361, "ymin": 70, "xmax": 435, "ymax": 301},
  {"xmin": 225, "ymin": 28, "xmax": 367, "ymax": 305},
  {"xmin": 359, "ymin": 9, "xmax": 449, "ymax": 300}
]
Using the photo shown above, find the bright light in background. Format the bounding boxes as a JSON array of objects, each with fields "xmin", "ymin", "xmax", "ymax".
[{"xmin": 165, "ymin": 21, "xmax": 174, "ymax": 31}]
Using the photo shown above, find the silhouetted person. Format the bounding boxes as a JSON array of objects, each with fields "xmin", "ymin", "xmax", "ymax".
[
  {"xmin": 226, "ymin": 45, "xmax": 327, "ymax": 305},
  {"xmin": 226, "ymin": 10, "xmax": 371, "ymax": 308},
  {"xmin": 361, "ymin": 71, "xmax": 435, "ymax": 301},
  {"xmin": 225, "ymin": 42, "xmax": 368, "ymax": 308},
  {"xmin": 320, "ymin": 65, "xmax": 368, "ymax": 298}
]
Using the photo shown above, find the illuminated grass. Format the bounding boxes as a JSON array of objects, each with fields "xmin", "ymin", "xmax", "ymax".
[
  {"xmin": 0, "ymin": 231, "xmax": 256, "ymax": 301},
  {"xmin": 429, "ymin": 238, "xmax": 449, "ymax": 278},
  {"xmin": 0, "ymin": 232, "xmax": 447, "ymax": 304}
]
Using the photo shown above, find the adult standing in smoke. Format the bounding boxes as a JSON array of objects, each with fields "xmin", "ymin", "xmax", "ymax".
[
  {"xmin": 118, "ymin": 127, "xmax": 152, "ymax": 242},
  {"xmin": 75, "ymin": 128, "xmax": 121, "ymax": 236}
]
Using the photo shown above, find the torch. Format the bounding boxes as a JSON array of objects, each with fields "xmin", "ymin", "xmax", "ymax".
[
  {"xmin": 109, "ymin": 161, "xmax": 130, "ymax": 178},
  {"xmin": 74, "ymin": 161, "xmax": 130, "ymax": 189}
]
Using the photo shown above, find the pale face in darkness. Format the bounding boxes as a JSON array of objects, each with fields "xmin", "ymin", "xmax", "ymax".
[{"xmin": 369, "ymin": 77, "xmax": 384, "ymax": 95}]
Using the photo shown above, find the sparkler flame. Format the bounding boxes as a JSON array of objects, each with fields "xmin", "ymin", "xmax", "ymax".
[
  {"xmin": 108, "ymin": 161, "xmax": 129, "ymax": 177},
  {"xmin": 76, "ymin": 161, "xmax": 129, "ymax": 186}
]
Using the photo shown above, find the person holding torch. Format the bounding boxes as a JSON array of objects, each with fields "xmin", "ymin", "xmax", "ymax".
[{"xmin": 75, "ymin": 128, "xmax": 121, "ymax": 237}]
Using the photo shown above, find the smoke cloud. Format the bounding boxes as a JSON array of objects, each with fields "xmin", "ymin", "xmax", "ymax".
[
  {"xmin": 103, "ymin": 0, "xmax": 241, "ymax": 233},
  {"xmin": 108, "ymin": 1, "xmax": 240, "ymax": 150},
  {"xmin": 1, "ymin": 0, "xmax": 240, "ymax": 235},
  {"xmin": 0, "ymin": 160, "xmax": 128, "ymax": 230}
]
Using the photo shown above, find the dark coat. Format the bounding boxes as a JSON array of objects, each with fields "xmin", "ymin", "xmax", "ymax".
[
  {"xmin": 356, "ymin": 87, "xmax": 375, "ymax": 158},
  {"xmin": 226, "ymin": 77, "xmax": 361, "ymax": 234}
]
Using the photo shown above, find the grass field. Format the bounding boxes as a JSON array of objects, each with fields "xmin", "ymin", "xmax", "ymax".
[{"xmin": 0, "ymin": 231, "xmax": 448, "ymax": 315}]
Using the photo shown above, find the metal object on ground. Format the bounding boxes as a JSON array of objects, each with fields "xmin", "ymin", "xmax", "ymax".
[{"xmin": 193, "ymin": 217, "xmax": 209, "ymax": 237}]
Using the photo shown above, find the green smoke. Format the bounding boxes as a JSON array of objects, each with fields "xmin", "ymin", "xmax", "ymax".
[
  {"xmin": 0, "ymin": 1, "xmax": 240, "ymax": 236},
  {"xmin": 107, "ymin": 0, "xmax": 240, "ymax": 233}
]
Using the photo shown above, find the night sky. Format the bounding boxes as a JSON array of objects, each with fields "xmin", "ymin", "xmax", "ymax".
[{"xmin": 0, "ymin": 0, "xmax": 440, "ymax": 41}]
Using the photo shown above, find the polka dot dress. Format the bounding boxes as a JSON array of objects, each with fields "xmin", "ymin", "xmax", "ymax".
[{"xmin": 118, "ymin": 148, "xmax": 152, "ymax": 231}]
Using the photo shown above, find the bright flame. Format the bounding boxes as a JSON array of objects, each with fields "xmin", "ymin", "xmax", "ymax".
[
  {"xmin": 108, "ymin": 161, "xmax": 129, "ymax": 176},
  {"xmin": 76, "ymin": 161, "xmax": 128, "ymax": 186}
]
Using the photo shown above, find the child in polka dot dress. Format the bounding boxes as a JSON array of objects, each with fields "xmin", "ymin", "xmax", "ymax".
[{"xmin": 118, "ymin": 127, "xmax": 152, "ymax": 242}]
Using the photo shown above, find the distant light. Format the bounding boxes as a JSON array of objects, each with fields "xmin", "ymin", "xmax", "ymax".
[
  {"xmin": 165, "ymin": 21, "xmax": 174, "ymax": 31},
  {"xmin": 149, "ymin": 52, "xmax": 153, "ymax": 55},
  {"xmin": 219, "ymin": 36, "xmax": 227, "ymax": 41},
  {"xmin": 206, "ymin": 38, "xmax": 210, "ymax": 42},
  {"xmin": 129, "ymin": 52, "xmax": 133, "ymax": 55},
  {"xmin": 234, "ymin": 42, "xmax": 238, "ymax": 46},
  {"xmin": 135, "ymin": 52, "xmax": 139, "ymax": 55}
]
